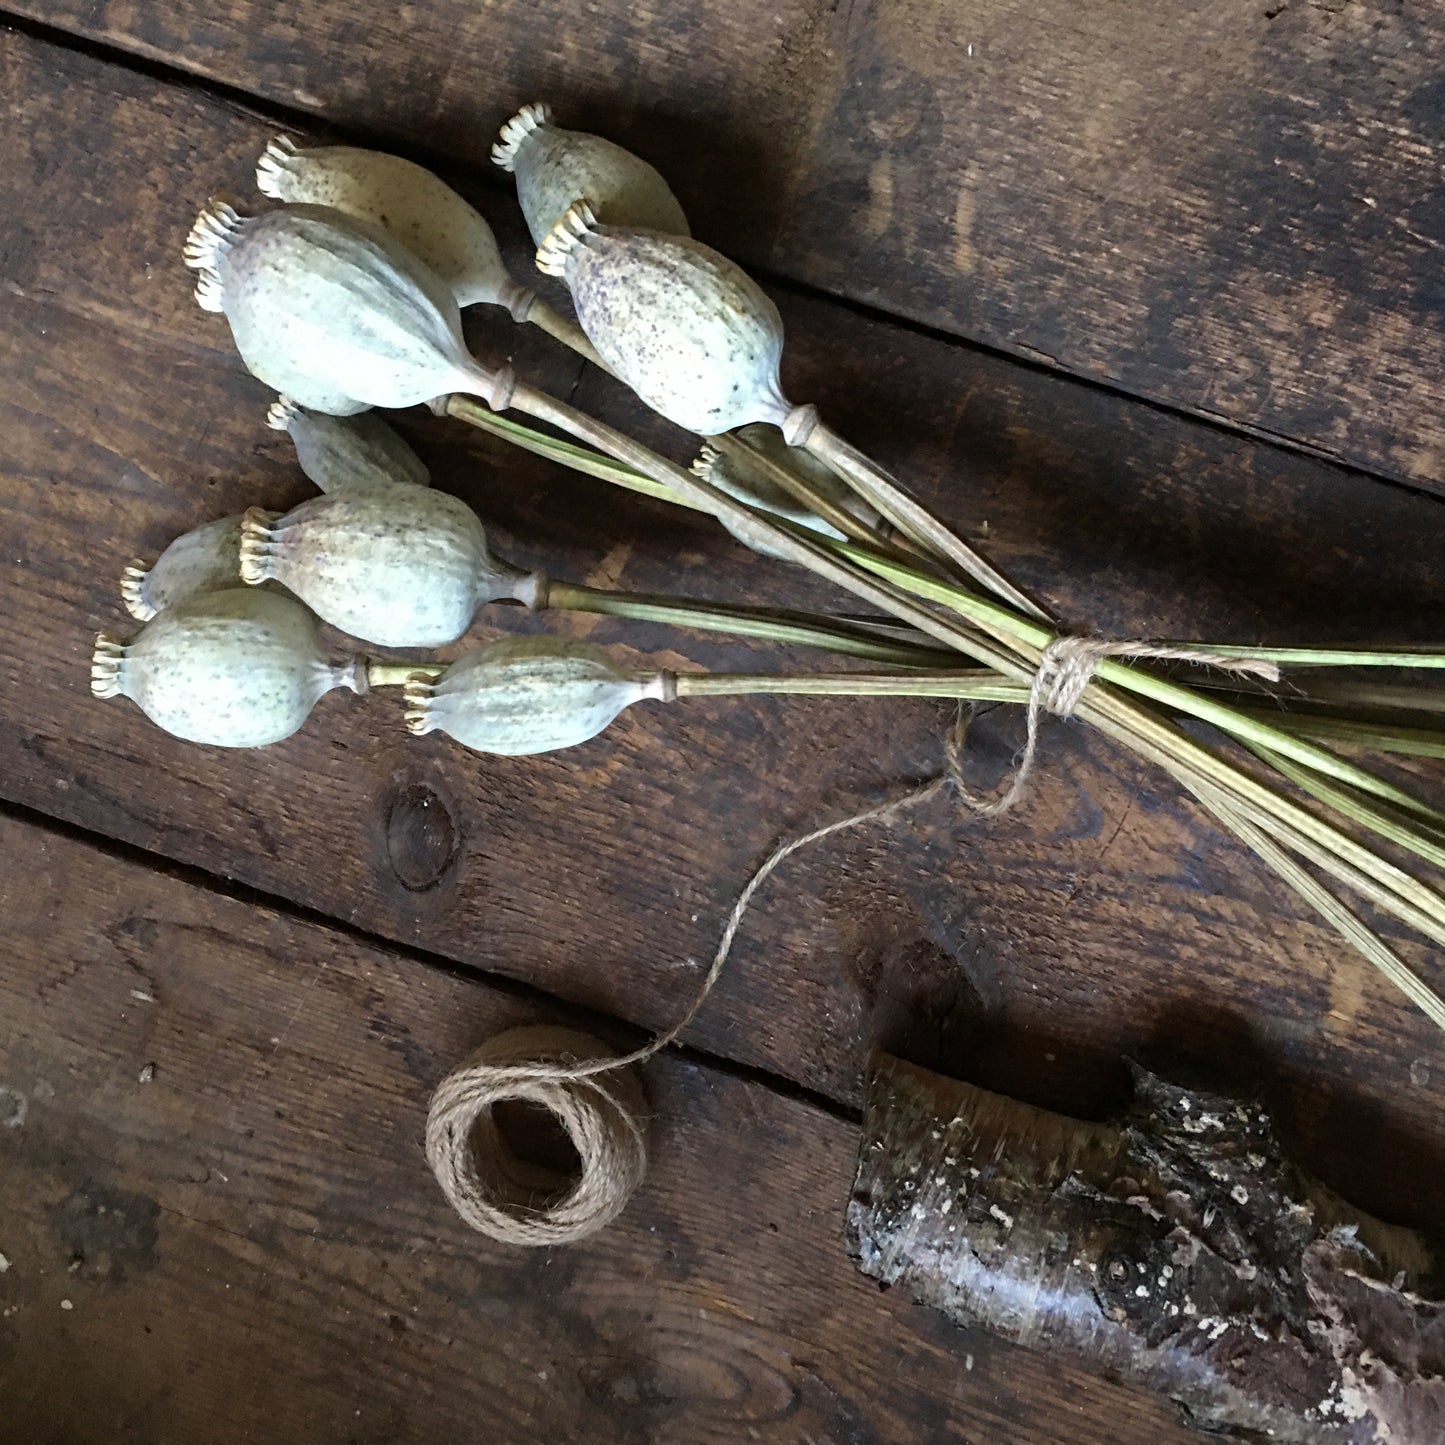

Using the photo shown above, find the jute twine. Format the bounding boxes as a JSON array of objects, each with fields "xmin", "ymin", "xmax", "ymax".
[
  {"xmin": 976, "ymin": 636, "xmax": 1280, "ymax": 817},
  {"xmin": 426, "ymin": 1025, "xmax": 648, "ymax": 1247},
  {"xmin": 427, "ymin": 637, "xmax": 1277, "ymax": 1246}
]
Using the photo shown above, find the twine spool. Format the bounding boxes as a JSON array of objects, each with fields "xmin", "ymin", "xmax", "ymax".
[{"xmin": 426, "ymin": 1025, "xmax": 648, "ymax": 1247}]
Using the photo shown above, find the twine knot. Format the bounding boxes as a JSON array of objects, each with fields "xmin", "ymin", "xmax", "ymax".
[
  {"xmin": 954, "ymin": 635, "xmax": 1281, "ymax": 818},
  {"xmin": 1034, "ymin": 634, "xmax": 1114, "ymax": 719}
]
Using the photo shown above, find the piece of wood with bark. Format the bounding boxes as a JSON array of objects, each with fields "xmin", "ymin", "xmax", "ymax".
[
  {"xmin": 0, "ymin": 812, "xmax": 1197, "ymax": 1444},
  {"xmin": 1, "ymin": 32, "xmax": 1443, "ymax": 1225},
  {"xmin": 13, "ymin": 1, "xmax": 1445, "ymax": 488},
  {"xmin": 849, "ymin": 1053, "xmax": 1445, "ymax": 1443}
]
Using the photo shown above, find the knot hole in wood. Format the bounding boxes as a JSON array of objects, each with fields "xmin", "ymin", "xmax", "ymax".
[{"xmin": 384, "ymin": 782, "xmax": 461, "ymax": 892}]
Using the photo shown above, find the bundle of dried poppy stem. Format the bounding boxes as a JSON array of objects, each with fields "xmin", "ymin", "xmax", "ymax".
[{"xmin": 92, "ymin": 109, "xmax": 1445, "ymax": 1035}]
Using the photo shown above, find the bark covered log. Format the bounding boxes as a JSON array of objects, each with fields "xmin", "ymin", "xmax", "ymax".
[{"xmin": 848, "ymin": 1054, "xmax": 1445, "ymax": 1442}]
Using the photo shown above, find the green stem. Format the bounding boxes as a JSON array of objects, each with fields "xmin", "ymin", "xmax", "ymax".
[
  {"xmin": 672, "ymin": 669, "xmax": 1022, "ymax": 701},
  {"xmin": 1073, "ymin": 690, "xmax": 1445, "ymax": 949},
  {"xmin": 830, "ymin": 541, "xmax": 1443, "ymax": 823},
  {"xmin": 1180, "ymin": 643, "xmax": 1445, "ymax": 670},
  {"xmin": 445, "ymin": 396, "xmax": 694, "ymax": 507},
  {"xmin": 545, "ymin": 582, "xmax": 958, "ymax": 668},
  {"xmin": 1245, "ymin": 742, "xmax": 1445, "ymax": 871},
  {"xmin": 1189, "ymin": 783, "xmax": 1445, "ymax": 1029},
  {"xmin": 1245, "ymin": 711, "xmax": 1445, "ymax": 761},
  {"xmin": 438, "ymin": 382, "xmax": 1445, "ymax": 1026},
  {"xmin": 367, "ymin": 661, "xmax": 443, "ymax": 687},
  {"xmin": 448, "ymin": 397, "xmax": 930, "ymax": 579},
  {"xmin": 440, "ymin": 401, "xmax": 1445, "ymax": 681},
  {"xmin": 802, "ymin": 419, "xmax": 1052, "ymax": 622},
  {"xmin": 524, "ymin": 298, "xmax": 610, "ymax": 372},
  {"xmin": 503, "ymin": 382, "xmax": 1025, "ymax": 678},
  {"xmin": 470, "ymin": 390, "xmax": 1444, "ymax": 905}
]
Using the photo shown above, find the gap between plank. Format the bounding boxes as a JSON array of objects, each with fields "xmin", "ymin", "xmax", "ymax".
[
  {"xmin": 3, "ymin": 9, "xmax": 1442, "ymax": 509},
  {"xmin": 0, "ymin": 792, "xmax": 863, "ymax": 1131}
]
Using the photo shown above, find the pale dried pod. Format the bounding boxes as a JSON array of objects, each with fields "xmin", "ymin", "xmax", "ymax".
[
  {"xmin": 266, "ymin": 396, "xmax": 431, "ymax": 491},
  {"xmin": 120, "ymin": 405, "xmax": 433, "ymax": 620},
  {"xmin": 493, "ymin": 102, "xmax": 689, "ymax": 246},
  {"xmin": 256, "ymin": 136, "xmax": 534, "ymax": 316},
  {"xmin": 238, "ymin": 485, "xmax": 542, "ymax": 648},
  {"xmin": 184, "ymin": 199, "xmax": 506, "ymax": 414},
  {"xmin": 693, "ymin": 424, "xmax": 881, "ymax": 558},
  {"xmin": 534, "ymin": 199, "xmax": 1040, "ymax": 616},
  {"xmin": 120, "ymin": 515, "xmax": 254, "ymax": 622},
  {"xmin": 537, "ymin": 201, "xmax": 787, "ymax": 435},
  {"xmin": 91, "ymin": 589, "xmax": 361, "ymax": 748},
  {"xmin": 404, "ymin": 636, "xmax": 672, "ymax": 755},
  {"xmin": 193, "ymin": 266, "xmax": 225, "ymax": 313}
]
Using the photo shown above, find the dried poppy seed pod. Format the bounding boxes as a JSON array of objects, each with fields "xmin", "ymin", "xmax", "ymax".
[
  {"xmin": 493, "ymin": 102, "xmax": 688, "ymax": 246},
  {"xmin": 91, "ymin": 589, "xmax": 361, "ymax": 748},
  {"xmin": 404, "ymin": 636, "xmax": 672, "ymax": 756},
  {"xmin": 266, "ymin": 396, "xmax": 430, "ymax": 492},
  {"xmin": 119, "ymin": 405, "xmax": 433, "ymax": 621},
  {"xmin": 537, "ymin": 201, "xmax": 788, "ymax": 435},
  {"xmin": 533, "ymin": 200, "xmax": 1039, "ymax": 617},
  {"xmin": 693, "ymin": 425, "xmax": 881, "ymax": 557},
  {"xmin": 120, "ymin": 515, "xmax": 258, "ymax": 621},
  {"xmin": 238, "ymin": 484, "xmax": 542, "ymax": 648},
  {"xmin": 256, "ymin": 136, "xmax": 534, "ymax": 318},
  {"xmin": 185, "ymin": 200, "xmax": 507, "ymax": 415}
]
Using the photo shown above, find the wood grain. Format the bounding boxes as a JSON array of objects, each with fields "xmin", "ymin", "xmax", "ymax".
[
  {"xmin": 0, "ymin": 812, "xmax": 1196, "ymax": 1443},
  {"xmin": 1, "ymin": 31, "xmax": 1443, "ymax": 1232},
  {"xmin": 12, "ymin": 1, "xmax": 1445, "ymax": 488}
]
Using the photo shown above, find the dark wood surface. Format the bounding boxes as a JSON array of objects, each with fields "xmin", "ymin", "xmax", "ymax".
[
  {"xmin": 0, "ymin": 9, "xmax": 1442, "ymax": 1442},
  {"xmin": 12, "ymin": 0, "xmax": 1445, "ymax": 489},
  {"xmin": 0, "ymin": 814, "xmax": 1194, "ymax": 1443}
]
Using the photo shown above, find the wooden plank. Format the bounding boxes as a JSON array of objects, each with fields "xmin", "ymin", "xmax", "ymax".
[
  {"xmin": 12, "ymin": 2, "xmax": 1445, "ymax": 488},
  {"xmin": 0, "ymin": 812, "xmax": 1195, "ymax": 1442},
  {"xmin": 1, "ymin": 31, "xmax": 1443, "ymax": 1229}
]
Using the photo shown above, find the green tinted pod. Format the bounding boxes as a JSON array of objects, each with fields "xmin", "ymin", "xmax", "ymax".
[
  {"xmin": 256, "ymin": 137, "xmax": 532, "ymax": 316},
  {"xmin": 537, "ymin": 202, "xmax": 787, "ymax": 435},
  {"xmin": 493, "ymin": 102, "xmax": 688, "ymax": 246},
  {"xmin": 184, "ymin": 200, "xmax": 499, "ymax": 414},
  {"xmin": 266, "ymin": 397, "xmax": 431, "ymax": 492},
  {"xmin": 120, "ymin": 515, "xmax": 249, "ymax": 622},
  {"xmin": 91, "ymin": 589, "xmax": 360, "ymax": 747},
  {"xmin": 404, "ymin": 635, "xmax": 670, "ymax": 755},
  {"xmin": 239, "ymin": 485, "xmax": 541, "ymax": 648}
]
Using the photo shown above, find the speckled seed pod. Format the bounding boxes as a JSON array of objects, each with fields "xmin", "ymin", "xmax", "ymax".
[
  {"xmin": 256, "ymin": 137, "xmax": 533, "ymax": 316},
  {"xmin": 266, "ymin": 397, "xmax": 430, "ymax": 492},
  {"xmin": 238, "ymin": 484, "xmax": 541, "ymax": 648},
  {"xmin": 120, "ymin": 515, "xmax": 250, "ymax": 621},
  {"xmin": 91, "ymin": 589, "xmax": 360, "ymax": 748},
  {"xmin": 537, "ymin": 202, "xmax": 789, "ymax": 435},
  {"xmin": 184, "ymin": 200, "xmax": 500, "ymax": 414},
  {"xmin": 693, "ymin": 424, "xmax": 881, "ymax": 557},
  {"xmin": 493, "ymin": 103, "xmax": 689, "ymax": 246},
  {"xmin": 404, "ymin": 636, "xmax": 671, "ymax": 756}
]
